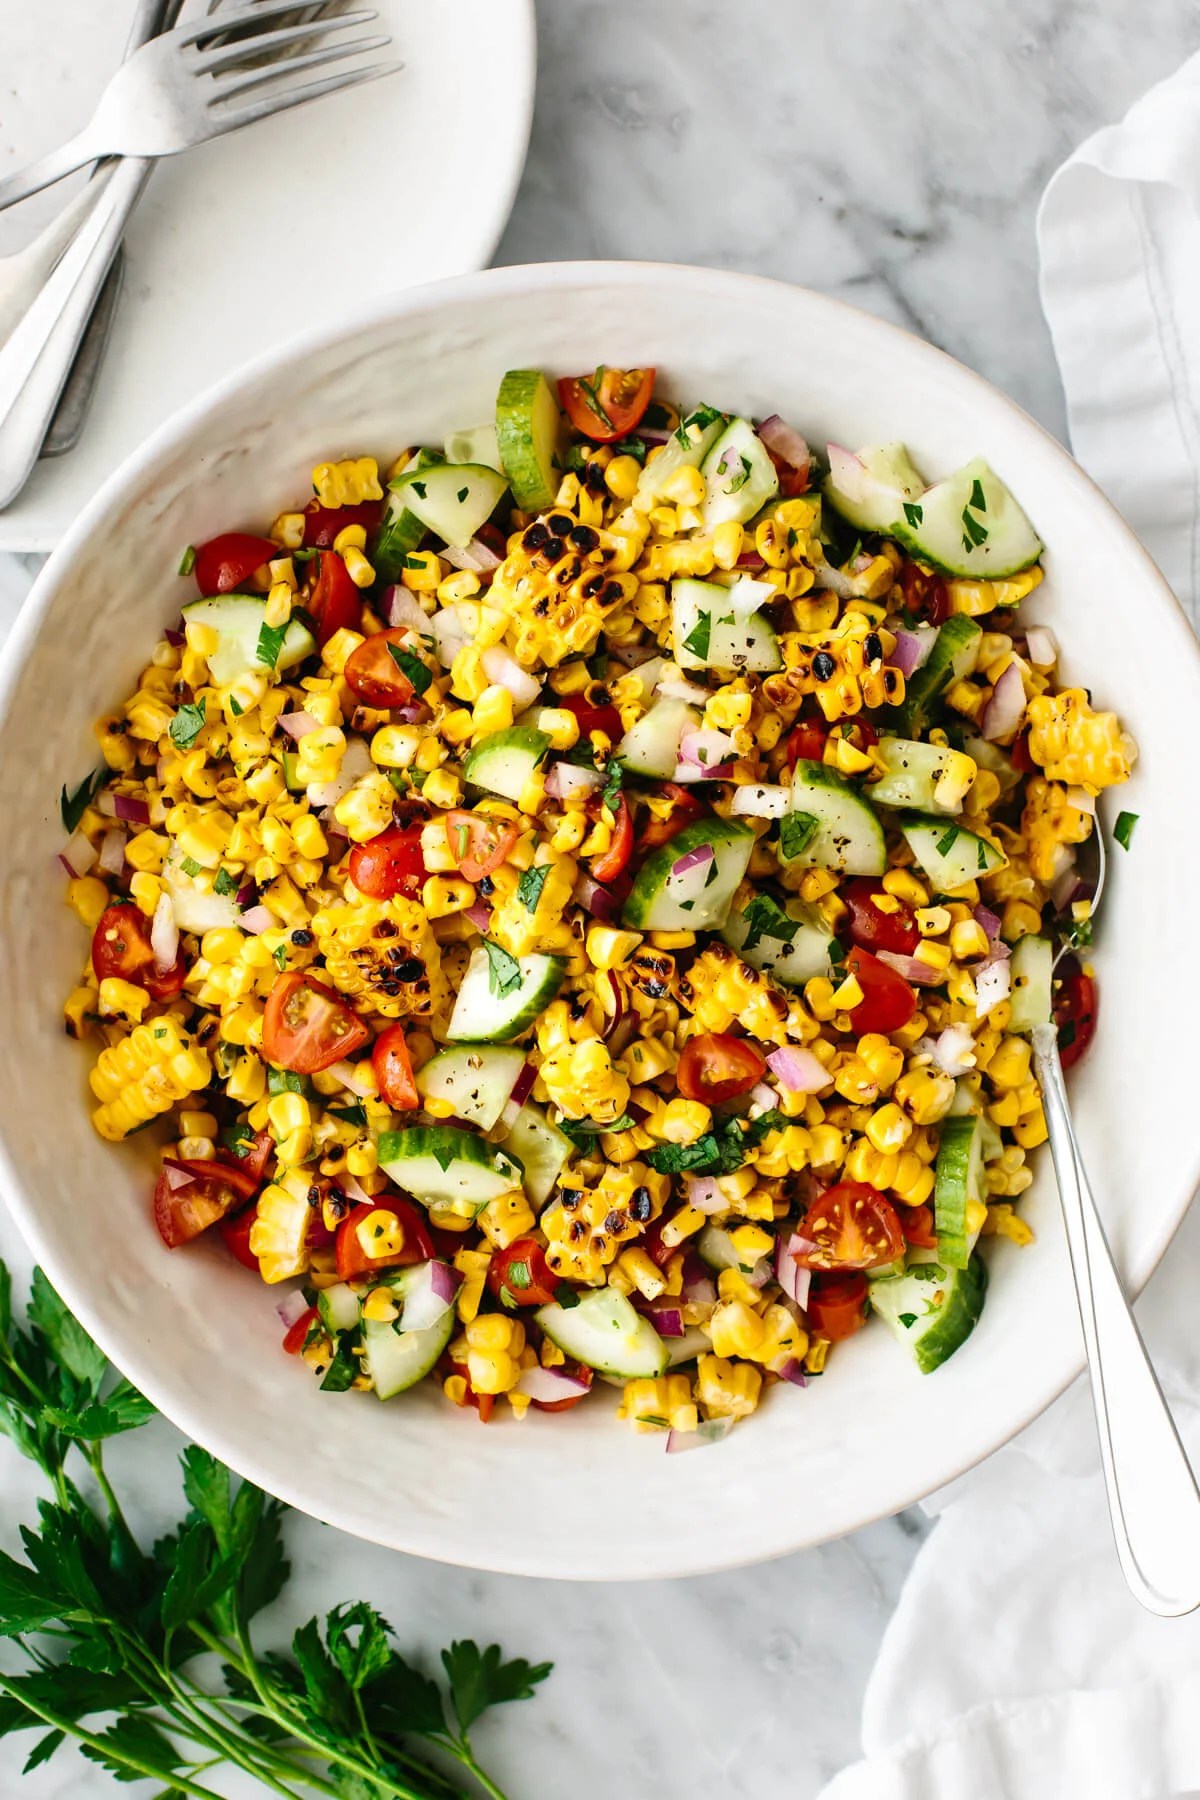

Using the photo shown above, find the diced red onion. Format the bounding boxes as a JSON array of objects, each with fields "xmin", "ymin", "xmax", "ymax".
[
  {"xmin": 973, "ymin": 904, "xmax": 1002, "ymax": 942},
  {"xmin": 672, "ymin": 760, "xmax": 735, "ymax": 783},
  {"xmin": 607, "ymin": 640, "xmax": 662, "ymax": 669},
  {"xmin": 163, "ymin": 1160, "xmax": 198, "ymax": 1193},
  {"xmin": 730, "ymin": 783, "xmax": 789, "ymax": 819},
  {"xmin": 1065, "ymin": 785, "xmax": 1097, "ymax": 817},
  {"xmin": 278, "ymin": 710, "xmax": 318, "ymax": 741},
  {"xmin": 399, "ymin": 1260, "xmax": 461, "ymax": 1332},
  {"xmin": 339, "ymin": 1172, "xmax": 374, "ymax": 1206},
  {"xmin": 682, "ymin": 1271, "xmax": 717, "ymax": 1308},
  {"xmin": 464, "ymin": 901, "xmax": 492, "ymax": 933},
  {"xmin": 481, "ymin": 645, "xmax": 540, "ymax": 710},
  {"xmin": 638, "ymin": 425, "xmax": 673, "ymax": 446},
  {"xmin": 384, "ymin": 586, "xmax": 434, "ymax": 633},
  {"xmin": 775, "ymin": 1357, "xmax": 809, "ymax": 1389},
  {"xmin": 889, "ymin": 626, "xmax": 937, "ymax": 677},
  {"xmin": 516, "ymin": 1365, "xmax": 592, "ymax": 1403},
  {"xmin": 308, "ymin": 738, "xmax": 372, "ymax": 809},
  {"xmin": 508, "ymin": 1062, "xmax": 537, "ymax": 1109},
  {"xmin": 655, "ymin": 674, "xmax": 711, "ymax": 705},
  {"xmin": 1025, "ymin": 626, "xmax": 1058, "ymax": 668},
  {"xmin": 931, "ymin": 1024, "xmax": 976, "ymax": 1077},
  {"xmin": 165, "ymin": 627, "xmax": 186, "ymax": 648},
  {"xmin": 113, "ymin": 793, "xmax": 150, "ymax": 826},
  {"xmin": 98, "ymin": 828, "xmax": 127, "ymax": 876},
  {"xmin": 647, "ymin": 1305, "xmax": 684, "ymax": 1338},
  {"xmin": 775, "ymin": 1234, "xmax": 813, "ymax": 1308},
  {"xmin": 736, "ymin": 550, "xmax": 766, "ymax": 572},
  {"xmin": 61, "ymin": 829, "xmax": 97, "ymax": 878},
  {"xmin": 679, "ymin": 728, "xmax": 737, "ymax": 769},
  {"xmin": 97, "ymin": 790, "xmax": 118, "ymax": 817},
  {"xmin": 665, "ymin": 1417, "xmax": 734, "ymax": 1454},
  {"xmin": 1051, "ymin": 859, "xmax": 1083, "ymax": 913},
  {"xmin": 767, "ymin": 1046, "xmax": 830, "ymax": 1093},
  {"xmin": 429, "ymin": 605, "xmax": 474, "ymax": 668},
  {"xmin": 546, "ymin": 761, "xmax": 604, "ymax": 800},
  {"xmin": 757, "ymin": 414, "xmax": 811, "ymax": 481},
  {"xmin": 728, "ymin": 576, "xmax": 777, "ymax": 619},
  {"xmin": 442, "ymin": 535, "xmax": 503, "ymax": 574},
  {"xmin": 239, "ymin": 905, "xmax": 275, "ymax": 934},
  {"xmin": 326, "ymin": 1060, "xmax": 374, "ymax": 1099},
  {"xmin": 237, "ymin": 881, "xmax": 257, "ymax": 909},
  {"xmin": 826, "ymin": 443, "xmax": 866, "ymax": 501},
  {"xmin": 600, "ymin": 971, "xmax": 625, "ymax": 1040},
  {"xmin": 573, "ymin": 874, "xmax": 620, "ymax": 921},
  {"xmin": 275, "ymin": 1289, "xmax": 310, "ymax": 1329},
  {"xmin": 877, "ymin": 949, "xmax": 945, "ymax": 987},
  {"xmin": 151, "ymin": 891, "xmax": 180, "ymax": 972},
  {"xmin": 749, "ymin": 1081, "xmax": 780, "ymax": 1113},
  {"xmin": 57, "ymin": 853, "xmax": 76, "ymax": 879},
  {"xmin": 685, "ymin": 1175, "xmax": 725, "ymax": 1215},
  {"xmin": 671, "ymin": 842, "xmax": 715, "ymax": 878},
  {"xmin": 981, "ymin": 661, "xmax": 1026, "ymax": 742},
  {"xmin": 393, "ymin": 699, "xmax": 431, "ymax": 725},
  {"xmin": 974, "ymin": 955, "xmax": 1012, "ymax": 1018}
]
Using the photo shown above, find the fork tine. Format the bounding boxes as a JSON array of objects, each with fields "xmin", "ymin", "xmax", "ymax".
[
  {"xmin": 210, "ymin": 35, "xmax": 393, "ymax": 104},
  {"xmin": 197, "ymin": 11, "xmax": 379, "ymax": 76},
  {"xmin": 212, "ymin": 55, "xmax": 403, "ymax": 129},
  {"xmin": 181, "ymin": 0, "xmax": 342, "ymax": 47}
]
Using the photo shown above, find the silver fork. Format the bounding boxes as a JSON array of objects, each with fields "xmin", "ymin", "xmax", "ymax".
[{"xmin": 0, "ymin": 0, "xmax": 398, "ymax": 212}]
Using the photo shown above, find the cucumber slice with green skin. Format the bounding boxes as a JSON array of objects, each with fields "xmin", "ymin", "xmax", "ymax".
[
  {"xmin": 416, "ymin": 1046, "xmax": 527, "ymax": 1131},
  {"xmin": 317, "ymin": 1283, "xmax": 361, "ymax": 1335},
  {"xmin": 462, "ymin": 726, "xmax": 551, "ymax": 801},
  {"xmin": 933, "ymin": 1113, "xmax": 984, "ymax": 1269},
  {"xmin": 617, "ymin": 697, "xmax": 701, "ymax": 779},
  {"xmin": 447, "ymin": 945, "xmax": 568, "ymax": 1044},
  {"xmin": 894, "ymin": 458, "xmax": 1043, "ymax": 579},
  {"xmin": 780, "ymin": 760, "xmax": 887, "ymax": 876},
  {"xmin": 362, "ymin": 1274, "xmax": 456, "ymax": 1399},
  {"xmin": 622, "ymin": 818, "xmax": 754, "ymax": 933},
  {"xmin": 181, "ymin": 597, "xmax": 316, "ymax": 687},
  {"xmin": 696, "ymin": 1224, "xmax": 771, "ymax": 1282},
  {"xmin": 498, "ymin": 1102, "xmax": 571, "ymax": 1208},
  {"xmin": 281, "ymin": 750, "xmax": 304, "ymax": 793},
  {"xmin": 890, "ymin": 616, "xmax": 982, "ymax": 738},
  {"xmin": 496, "ymin": 369, "xmax": 561, "ymax": 511},
  {"xmin": 822, "ymin": 441, "xmax": 925, "ymax": 533},
  {"xmin": 869, "ymin": 1252, "xmax": 987, "ymax": 1373},
  {"xmin": 722, "ymin": 894, "xmax": 836, "ymax": 986},
  {"xmin": 388, "ymin": 462, "xmax": 508, "ymax": 551},
  {"xmin": 1008, "ymin": 935, "xmax": 1054, "ymax": 1034},
  {"xmin": 665, "ymin": 1324, "xmax": 714, "ymax": 1368},
  {"xmin": 701, "ymin": 418, "xmax": 780, "ymax": 527},
  {"xmin": 372, "ymin": 488, "xmax": 427, "ymax": 586},
  {"xmin": 378, "ymin": 1126, "xmax": 525, "ymax": 1212},
  {"xmin": 899, "ymin": 814, "xmax": 1006, "ymax": 889},
  {"xmin": 869, "ymin": 737, "xmax": 967, "ymax": 815},
  {"xmin": 535, "ymin": 1289, "xmax": 669, "ymax": 1380},
  {"xmin": 637, "ymin": 404, "xmax": 726, "ymax": 499},
  {"xmin": 444, "ymin": 423, "xmax": 504, "ymax": 473},
  {"xmin": 671, "ymin": 577, "xmax": 782, "ymax": 674}
]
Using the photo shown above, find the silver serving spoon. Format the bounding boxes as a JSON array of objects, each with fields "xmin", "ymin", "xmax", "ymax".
[{"xmin": 1031, "ymin": 812, "xmax": 1200, "ymax": 1615}]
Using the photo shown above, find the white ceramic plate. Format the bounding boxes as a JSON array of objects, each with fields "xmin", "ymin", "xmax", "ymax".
[
  {"xmin": 1, "ymin": 263, "xmax": 1198, "ymax": 1580},
  {"xmin": 0, "ymin": 0, "xmax": 535, "ymax": 550}
]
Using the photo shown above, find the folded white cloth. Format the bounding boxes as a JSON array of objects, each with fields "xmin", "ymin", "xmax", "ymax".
[{"xmin": 818, "ymin": 51, "xmax": 1200, "ymax": 1800}]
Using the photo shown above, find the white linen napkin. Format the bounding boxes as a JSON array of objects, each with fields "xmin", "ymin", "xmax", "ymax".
[{"xmin": 817, "ymin": 50, "xmax": 1200, "ymax": 1800}]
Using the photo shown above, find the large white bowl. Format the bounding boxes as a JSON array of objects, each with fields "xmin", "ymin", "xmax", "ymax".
[{"xmin": 1, "ymin": 264, "xmax": 1197, "ymax": 1580}]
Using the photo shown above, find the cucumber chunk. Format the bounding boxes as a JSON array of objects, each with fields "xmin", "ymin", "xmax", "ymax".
[
  {"xmin": 416, "ymin": 1046, "xmax": 527, "ymax": 1131},
  {"xmin": 722, "ymin": 894, "xmax": 836, "ymax": 986},
  {"xmin": 363, "ymin": 1269, "xmax": 457, "ymax": 1400},
  {"xmin": 780, "ymin": 760, "xmax": 886, "ymax": 876},
  {"xmin": 622, "ymin": 818, "xmax": 754, "ymax": 933},
  {"xmin": 372, "ymin": 489, "xmax": 426, "ymax": 586},
  {"xmin": 869, "ymin": 737, "xmax": 968, "ymax": 815},
  {"xmin": 672, "ymin": 576, "xmax": 782, "ymax": 674},
  {"xmin": 536, "ymin": 1288, "xmax": 668, "ymax": 1380},
  {"xmin": 181, "ymin": 597, "xmax": 315, "ymax": 687},
  {"xmin": 637, "ymin": 404, "xmax": 726, "ymax": 499},
  {"xmin": 1008, "ymin": 935, "xmax": 1054, "ymax": 1033},
  {"xmin": 281, "ymin": 750, "xmax": 304, "ymax": 793},
  {"xmin": 444, "ymin": 422, "xmax": 504, "ymax": 472},
  {"xmin": 869, "ymin": 1253, "xmax": 987, "ymax": 1373},
  {"xmin": 462, "ymin": 726, "xmax": 551, "ymax": 801},
  {"xmin": 891, "ymin": 616, "xmax": 982, "ymax": 738},
  {"xmin": 496, "ymin": 369, "xmax": 561, "ymax": 511},
  {"xmin": 701, "ymin": 418, "xmax": 780, "ymax": 527},
  {"xmin": 317, "ymin": 1283, "xmax": 361, "ymax": 1335},
  {"xmin": 933, "ymin": 1113, "xmax": 984, "ymax": 1269},
  {"xmin": 617, "ymin": 697, "xmax": 701, "ymax": 779},
  {"xmin": 499, "ymin": 1102, "xmax": 572, "ymax": 1208},
  {"xmin": 899, "ymin": 814, "xmax": 1006, "ymax": 889},
  {"xmin": 895, "ymin": 457, "xmax": 1043, "ymax": 579},
  {"xmin": 378, "ymin": 1125, "xmax": 525, "ymax": 1212},
  {"xmin": 388, "ymin": 462, "xmax": 508, "ymax": 551},
  {"xmin": 823, "ymin": 441, "xmax": 926, "ymax": 533},
  {"xmin": 447, "ymin": 945, "xmax": 567, "ymax": 1044}
]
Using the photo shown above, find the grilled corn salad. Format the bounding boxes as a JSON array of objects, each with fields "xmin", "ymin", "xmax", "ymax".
[{"xmin": 60, "ymin": 365, "xmax": 1136, "ymax": 1442}]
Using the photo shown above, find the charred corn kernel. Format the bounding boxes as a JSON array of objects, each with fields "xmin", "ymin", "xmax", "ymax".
[
  {"xmin": 478, "ymin": 1190, "xmax": 536, "ymax": 1249},
  {"xmin": 273, "ymin": 511, "xmax": 306, "ymax": 550},
  {"xmin": 831, "ymin": 972, "xmax": 864, "ymax": 1011},
  {"xmin": 176, "ymin": 1136, "xmax": 215, "ymax": 1161},
  {"xmin": 856, "ymin": 1034, "xmax": 904, "ymax": 1091},
  {"xmin": 1026, "ymin": 688, "xmax": 1136, "ymax": 789},
  {"xmin": 950, "ymin": 919, "xmax": 991, "ymax": 961},
  {"xmin": 312, "ymin": 456, "xmax": 381, "ymax": 508},
  {"xmin": 697, "ymin": 1354, "xmax": 762, "ymax": 1420},
  {"xmin": 659, "ymin": 1204, "xmax": 706, "ymax": 1249},
  {"xmin": 605, "ymin": 455, "xmax": 642, "ymax": 500},
  {"xmin": 98, "ymin": 978, "xmax": 148, "ymax": 1022},
  {"xmin": 227, "ymin": 1053, "xmax": 266, "ymax": 1104},
  {"xmin": 454, "ymin": 1248, "xmax": 491, "ymax": 1323},
  {"xmin": 1014, "ymin": 1106, "xmax": 1048, "ymax": 1150},
  {"xmin": 262, "ymin": 583, "xmax": 292, "ymax": 630},
  {"xmin": 66, "ymin": 875, "xmax": 109, "ymax": 929},
  {"xmin": 470, "ymin": 686, "xmax": 514, "ymax": 739},
  {"xmin": 915, "ymin": 905, "xmax": 952, "ymax": 937},
  {"xmin": 989, "ymin": 1035, "xmax": 1033, "ymax": 1090},
  {"xmin": 91, "ymin": 1019, "xmax": 210, "ymax": 1139},
  {"xmin": 620, "ymin": 1374, "xmax": 697, "ymax": 1433},
  {"xmin": 983, "ymin": 1202, "xmax": 1035, "ymax": 1246},
  {"xmin": 865, "ymin": 1101, "xmax": 912, "ymax": 1154},
  {"xmin": 354, "ymin": 1208, "xmax": 405, "ymax": 1261},
  {"xmin": 321, "ymin": 627, "xmax": 364, "ymax": 675},
  {"xmin": 618, "ymin": 1246, "xmax": 667, "ymax": 1301},
  {"xmin": 361, "ymin": 1289, "xmax": 398, "ymax": 1324},
  {"xmin": 370, "ymin": 724, "xmax": 422, "ymax": 770},
  {"xmin": 932, "ymin": 750, "xmax": 978, "ymax": 810},
  {"xmin": 437, "ymin": 570, "xmax": 483, "ymax": 607},
  {"xmin": 334, "ymin": 773, "xmax": 397, "ymax": 842},
  {"xmin": 295, "ymin": 726, "xmax": 345, "ymax": 786},
  {"xmin": 710, "ymin": 519, "xmax": 744, "ymax": 569},
  {"xmin": 658, "ymin": 1098, "xmax": 712, "ymax": 1144},
  {"xmin": 965, "ymin": 1197, "xmax": 989, "ymax": 1238},
  {"xmin": 250, "ymin": 1171, "xmax": 312, "ymax": 1283},
  {"xmin": 585, "ymin": 924, "xmax": 642, "ymax": 970},
  {"xmin": 421, "ymin": 767, "xmax": 463, "ymax": 810},
  {"xmin": 400, "ymin": 549, "xmax": 443, "ymax": 592},
  {"xmin": 708, "ymin": 1300, "xmax": 766, "ymax": 1359},
  {"xmin": 344, "ymin": 1141, "xmax": 378, "ymax": 1180},
  {"xmin": 894, "ymin": 1066, "xmax": 957, "ymax": 1125},
  {"xmin": 660, "ymin": 464, "xmax": 707, "ymax": 508},
  {"xmin": 882, "ymin": 868, "xmax": 929, "ymax": 907},
  {"xmin": 422, "ymin": 875, "xmax": 474, "ymax": 918}
]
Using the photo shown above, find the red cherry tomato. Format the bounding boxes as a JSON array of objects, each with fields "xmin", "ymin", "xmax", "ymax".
[
  {"xmin": 640, "ymin": 1216, "xmax": 675, "ymax": 1270},
  {"xmin": 91, "ymin": 903, "xmax": 187, "ymax": 1002},
  {"xmin": 219, "ymin": 1206, "xmax": 260, "ymax": 1272},
  {"xmin": 533, "ymin": 1360, "xmax": 594, "ymax": 1413},
  {"xmin": 897, "ymin": 1202, "xmax": 938, "ymax": 1250},
  {"xmin": 785, "ymin": 719, "xmax": 829, "ymax": 765},
  {"xmin": 1054, "ymin": 956, "xmax": 1097, "ymax": 1072},
  {"xmin": 344, "ymin": 628, "xmax": 420, "ymax": 709},
  {"xmin": 794, "ymin": 1181, "xmax": 905, "ymax": 1271},
  {"xmin": 283, "ymin": 1305, "xmax": 320, "ymax": 1356},
  {"xmin": 371, "ymin": 1023, "xmax": 420, "ymax": 1110},
  {"xmin": 639, "ymin": 781, "xmax": 706, "ymax": 849},
  {"xmin": 562, "ymin": 691, "xmax": 623, "ymax": 742},
  {"xmin": 845, "ymin": 946, "xmax": 918, "ymax": 1035},
  {"xmin": 676, "ymin": 1032, "xmax": 767, "ymax": 1104},
  {"xmin": 900, "ymin": 559, "xmax": 950, "ymax": 626},
  {"xmin": 1010, "ymin": 730, "xmax": 1034, "ymax": 773},
  {"xmin": 765, "ymin": 445, "xmax": 811, "ymax": 499},
  {"xmin": 226, "ymin": 1128, "xmax": 275, "ymax": 1190},
  {"xmin": 448, "ymin": 1361, "xmax": 495, "ymax": 1423},
  {"xmin": 591, "ymin": 792, "xmax": 633, "ymax": 882},
  {"xmin": 444, "ymin": 810, "xmax": 520, "ymax": 882},
  {"xmin": 557, "ymin": 366, "xmax": 656, "ymax": 442},
  {"xmin": 805, "ymin": 1270, "xmax": 870, "ymax": 1341},
  {"xmin": 842, "ymin": 878, "xmax": 920, "ymax": 957},
  {"xmin": 348, "ymin": 823, "xmax": 426, "ymax": 901},
  {"xmin": 153, "ymin": 1160, "xmax": 247, "ymax": 1249},
  {"xmin": 308, "ymin": 550, "xmax": 361, "ymax": 647},
  {"xmin": 486, "ymin": 1237, "xmax": 558, "ymax": 1308},
  {"xmin": 192, "ymin": 532, "xmax": 277, "ymax": 598},
  {"xmin": 262, "ymin": 971, "xmax": 369, "ymax": 1074},
  {"xmin": 334, "ymin": 1199, "xmax": 434, "ymax": 1280},
  {"xmin": 302, "ymin": 497, "xmax": 384, "ymax": 549}
]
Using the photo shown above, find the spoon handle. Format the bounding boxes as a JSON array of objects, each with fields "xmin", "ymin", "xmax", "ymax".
[{"xmin": 1032, "ymin": 1024, "xmax": 1200, "ymax": 1614}]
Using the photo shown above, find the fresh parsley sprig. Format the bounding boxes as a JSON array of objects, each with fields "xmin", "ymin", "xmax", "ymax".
[{"xmin": 0, "ymin": 1262, "xmax": 550, "ymax": 1799}]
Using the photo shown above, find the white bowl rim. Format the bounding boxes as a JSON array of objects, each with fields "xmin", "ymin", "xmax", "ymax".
[{"xmin": 4, "ymin": 260, "xmax": 1200, "ymax": 1577}]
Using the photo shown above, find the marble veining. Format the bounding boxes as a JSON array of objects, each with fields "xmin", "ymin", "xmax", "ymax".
[{"xmin": 3, "ymin": 0, "xmax": 1200, "ymax": 1792}]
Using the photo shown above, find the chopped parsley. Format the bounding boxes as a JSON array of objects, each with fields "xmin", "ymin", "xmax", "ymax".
[
  {"xmin": 386, "ymin": 642, "xmax": 432, "ymax": 694},
  {"xmin": 214, "ymin": 868, "xmax": 238, "ymax": 897},
  {"xmin": 177, "ymin": 544, "xmax": 196, "ymax": 577},
  {"xmin": 723, "ymin": 452, "xmax": 753, "ymax": 495},
  {"xmin": 457, "ymin": 486, "xmax": 469, "ymax": 504},
  {"xmin": 778, "ymin": 811, "xmax": 819, "ymax": 860},
  {"xmin": 676, "ymin": 403, "xmax": 723, "ymax": 445},
  {"xmin": 180, "ymin": 856, "xmax": 203, "ymax": 878},
  {"xmin": 742, "ymin": 893, "xmax": 800, "ymax": 954},
  {"xmin": 977, "ymin": 837, "xmax": 989, "ymax": 870},
  {"xmin": 902, "ymin": 502, "xmax": 924, "ymax": 529},
  {"xmin": 256, "ymin": 621, "xmax": 289, "ymax": 670},
  {"xmin": 59, "ymin": 767, "xmax": 112, "ymax": 834},
  {"xmin": 483, "ymin": 938, "xmax": 522, "ymax": 998},
  {"xmin": 960, "ymin": 506, "xmax": 988, "ymax": 552},
  {"xmin": 968, "ymin": 477, "xmax": 987, "ymax": 512},
  {"xmin": 611, "ymin": 436, "xmax": 647, "ymax": 464},
  {"xmin": 401, "ymin": 553, "xmax": 427, "ymax": 570},
  {"xmin": 267, "ymin": 1067, "xmax": 308, "ymax": 1096},
  {"xmin": 554, "ymin": 1282, "xmax": 581, "ymax": 1309},
  {"xmin": 645, "ymin": 1111, "xmax": 785, "ymax": 1178},
  {"xmin": 558, "ymin": 1114, "xmax": 635, "ymax": 1152},
  {"xmin": 168, "ymin": 700, "xmax": 207, "ymax": 750},
  {"xmin": 327, "ymin": 1101, "xmax": 368, "ymax": 1128},
  {"xmin": 517, "ymin": 864, "xmax": 550, "ymax": 913},
  {"xmin": 220, "ymin": 1122, "xmax": 256, "ymax": 1158},
  {"xmin": 899, "ymin": 1312, "xmax": 918, "ymax": 1330},
  {"xmin": 574, "ymin": 366, "xmax": 615, "ymax": 432},
  {"xmin": 600, "ymin": 759, "xmax": 624, "ymax": 811},
  {"xmin": 936, "ymin": 823, "xmax": 961, "ymax": 857},
  {"xmin": 272, "ymin": 944, "xmax": 288, "ymax": 971},
  {"xmin": 410, "ymin": 480, "xmax": 428, "ymax": 501},
  {"xmin": 682, "ymin": 612, "xmax": 712, "ymax": 660},
  {"xmin": 1114, "ymin": 810, "xmax": 1139, "ymax": 851},
  {"xmin": 229, "ymin": 695, "xmax": 244, "ymax": 717}
]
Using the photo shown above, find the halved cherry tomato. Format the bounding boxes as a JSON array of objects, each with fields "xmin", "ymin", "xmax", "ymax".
[
  {"xmin": 533, "ymin": 1360, "xmax": 594, "ymax": 1413},
  {"xmin": 794, "ymin": 1181, "xmax": 905, "ymax": 1271},
  {"xmin": 558, "ymin": 366, "xmax": 656, "ymax": 443},
  {"xmin": 283, "ymin": 1305, "xmax": 320, "ymax": 1355},
  {"xmin": 344, "ymin": 628, "xmax": 418, "ymax": 708},
  {"xmin": 1054, "ymin": 955, "xmax": 1097, "ymax": 1072},
  {"xmin": 591, "ymin": 791, "xmax": 633, "ymax": 882},
  {"xmin": 448, "ymin": 1361, "xmax": 495, "ymax": 1423},
  {"xmin": 308, "ymin": 550, "xmax": 361, "ymax": 646},
  {"xmin": 842, "ymin": 878, "xmax": 920, "ymax": 957},
  {"xmin": 487, "ymin": 1237, "xmax": 558, "ymax": 1308},
  {"xmin": 897, "ymin": 1202, "xmax": 938, "ymax": 1250},
  {"xmin": 444, "ymin": 810, "xmax": 519, "ymax": 882},
  {"xmin": 900, "ymin": 559, "xmax": 950, "ymax": 626},
  {"xmin": 562, "ymin": 690, "xmax": 623, "ymax": 742},
  {"xmin": 805, "ymin": 1271, "xmax": 870, "ymax": 1341},
  {"xmin": 193, "ymin": 532, "xmax": 277, "ymax": 598},
  {"xmin": 334, "ymin": 1198, "xmax": 434, "ymax": 1280},
  {"xmin": 372, "ymin": 1022, "xmax": 419, "ymax": 1111},
  {"xmin": 639, "ymin": 781, "xmax": 706, "ymax": 849},
  {"xmin": 766, "ymin": 445, "xmax": 811, "ymax": 500},
  {"xmin": 1010, "ymin": 730, "xmax": 1034, "ymax": 774},
  {"xmin": 226, "ymin": 1128, "xmax": 275, "ymax": 1190},
  {"xmin": 302, "ymin": 497, "xmax": 384, "ymax": 549},
  {"xmin": 676, "ymin": 1032, "xmax": 767, "ymax": 1105},
  {"xmin": 153, "ymin": 1160, "xmax": 247, "ymax": 1249},
  {"xmin": 92, "ymin": 903, "xmax": 186, "ymax": 1002},
  {"xmin": 641, "ymin": 1216, "xmax": 675, "ymax": 1270},
  {"xmin": 785, "ymin": 719, "xmax": 829, "ymax": 765},
  {"xmin": 348, "ymin": 823, "xmax": 426, "ymax": 901},
  {"xmin": 219, "ymin": 1206, "xmax": 260, "ymax": 1272},
  {"xmin": 262, "ymin": 971, "xmax": 369, "ymax": 1074},
  {"xmin": 845, "ymin": 946, "xmax": 918, "ymax": 1035}
]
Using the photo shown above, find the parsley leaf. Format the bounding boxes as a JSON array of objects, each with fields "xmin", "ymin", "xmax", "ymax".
[
  {"xmin": 645, "ymin": 1111, "xmax": 785, "ymax": 1178},
  {"xmin": 386, "ymin": 642, "xmax": 432, "ymax": 694},
  {"xmin": 267, "ymin": 1067, "xmax": 307, "ymax": 1096},
  {"xmin": 723, "ymin": 452, "xmax": 752, "ymax": 495},
  {"xmin": 256, "ymin": 620, "xmax": 289, "ymax": 670},
  {"xmin": 441, "ymin": 1640, "xmax": 553, "ymax": 1734},
  {"xmin": 675, "ymin": 403, "xmax": 722, "ymax": 444},
  {"xmin": 168, "ymin": 700, "xmax": 207, "ymax": 750},
  {"xmin": 327, "ymin": 1101, "xmax": 368, "ymax": 1128},
  {"xmin": 899, "ymin": 1311, "xmax": 918, "ymax": 1329},
  {"xmin": 60, "ymin": 768, "xmax": 112, "ymax": 834},
  {"xmin": 682, "ymin": 612, "xmax": 712, "ymax": 660},
  {"xmin": 741, "ymin": 893, "xmax": 800, "ymax": 954},
  {"xmin": 272, "ymin": 944, "xmax": 288, "ymax": 971},
  {"xmin": 574, "ymin": 366, "xmax": 615, "ymax": 431},
  {"xmin": 968, "ymin": 477, "xmax": 987, "ymax": 512},
  {"xmin": 936, "ymin": 823, "xmax": 960, "ymax": 857},
  {"xmin": 483, "ymin": 939, "xmax": 522, "ymax": 997},
  {"xmin": 600, "ymin": 759, "xmax": 623, "ymax": 811},
  {"xmin": 214, "ymin": 867, "xmax": 238, "ymax": 896},
  {"xmin": 180, "ymin": 856, "xmax": 203, "ymax": 878},
  {"xmin": 902, "ymin": 501, "xmax": 924, "ymax": 529},
  {"xmin": 557, "ymin": 1114, "xmax": 635, "ymax": 1152},
  {"xmin": 778, "ymin": 811, "xmax": 819, "ymax": 860},
  {"xmin": 1114, "ymin": 810, "xmax": 1139, "ymax": 851},
  {"xmin": 960, "ymin": 506, "xmax": 988, "ymax": 550},
  {"xmin": 517, "ymin": 865, "xmax": 550, "ymax": 913}
]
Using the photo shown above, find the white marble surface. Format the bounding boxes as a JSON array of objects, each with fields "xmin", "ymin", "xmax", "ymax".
[{"xmin": 3, "ymin": 1, "xmax": 1200, "ymax": 1794}]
